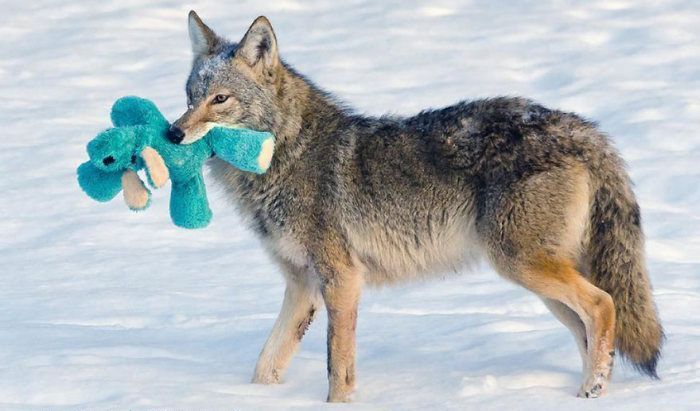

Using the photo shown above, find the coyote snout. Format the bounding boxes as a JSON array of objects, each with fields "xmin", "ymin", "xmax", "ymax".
[
  {"xmin": 168, "ymin": 108, "xmax": 216, "ymax": 145},
  {"xmin": 166, "ymin": 126, "xmax": 185, "ymax": 144}
]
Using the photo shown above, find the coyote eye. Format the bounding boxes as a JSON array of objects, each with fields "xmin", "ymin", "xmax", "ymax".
[{"xmin": 212, "ymin": 94, "xmax": 229, "ymax": 104}]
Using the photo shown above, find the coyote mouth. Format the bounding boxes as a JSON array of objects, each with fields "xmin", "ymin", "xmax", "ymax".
[{"xmin": 180, "ymin": 122, "xmax": 245, "ymax": 145}]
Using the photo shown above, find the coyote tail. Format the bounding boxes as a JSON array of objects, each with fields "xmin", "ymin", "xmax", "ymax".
[{"xmin": 586, "ymin": 153, "xmax": 663, "ymax": 378}]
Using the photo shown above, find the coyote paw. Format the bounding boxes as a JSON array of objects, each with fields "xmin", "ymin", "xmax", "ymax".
[
  {"xmin": 251, "ymin": 368, "xmax": 281, "ymax": 384},
  {"xmin": 327, "ymin": 370, "xmax": 355, "ymax": 402},
  {"xmin": 577, "ymin": 373, "xmax": 608, "ymax": 398},
  {"xmin": 327, "ymin": 389, "xmax": 353, "ymax": 403}
]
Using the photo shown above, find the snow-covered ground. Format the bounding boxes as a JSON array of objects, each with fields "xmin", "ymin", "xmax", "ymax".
[{"xmin": 1, "ymin": 0, "xmax": 699, "ymax": 409}]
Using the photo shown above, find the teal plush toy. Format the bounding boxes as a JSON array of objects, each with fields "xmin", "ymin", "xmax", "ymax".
[{"xmin": 77, "ymin": 96, "xmax": 274, "ymax": 229}]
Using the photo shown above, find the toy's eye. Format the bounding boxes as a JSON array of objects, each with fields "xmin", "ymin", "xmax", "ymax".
[{"xmin": 212, "ymin": 94, "xmax": 229, "ymax": 104}]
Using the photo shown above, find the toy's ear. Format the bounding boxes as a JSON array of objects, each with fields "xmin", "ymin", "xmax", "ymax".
[
  {"xmin": 122, "ymin": 170, "xmax": 151, "ymax": 211},
  {"xmin": 141, "ymin": 146, "xmax": 169, "ymax": 188},
  {"xmin": 77, "ymin": 161, "xmax": 123, "ymax": 202},
  {"xmin": 87, "ymin": 127, "xmax": 138, "ymax": 172},
  {"xmin": 110, "ymin": 96, "xmax": 169, "ymax": 129}
]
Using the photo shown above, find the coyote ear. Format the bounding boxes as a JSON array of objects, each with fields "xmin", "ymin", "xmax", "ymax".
[
  {"xmin": 236, "ymin": 16, "xmax": 279, "ymax": 69},
  {"xmin": 188, "ymin": 10, "xmax": 219, "ymax": 57}
]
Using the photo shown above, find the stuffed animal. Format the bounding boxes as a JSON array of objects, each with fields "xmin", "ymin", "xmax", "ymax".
[{"xmin": 77, "ymin": 96, "xmax": 274, "ymax": 229}]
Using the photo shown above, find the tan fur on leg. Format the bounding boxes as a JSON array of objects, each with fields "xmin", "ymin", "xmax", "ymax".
[
  {"xmin": 253, "ymin": 263, "xmax": 321, "ymax": 384},
  {"xmin": 313, "ymin": 240, "xmax": 364, "ymax": 403},
  {"xmin": 520, "ymin": 257, "xmax": 616, "ymax": 398},
  {"xmin": 542, "ymin": 298, "xmax": 590, "ymax": 382},
  {"xmin": 323, "ymin": 276, "xmax": 361, "ymax": 403},
  {"xmin": 121, "ymin": 170, "xmax": 150, "ymax": 210}
]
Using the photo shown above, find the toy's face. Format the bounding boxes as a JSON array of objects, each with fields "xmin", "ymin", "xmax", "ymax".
[{"xmin": 87, "ymin": 127, "xmax": 139, "ymax": 172}]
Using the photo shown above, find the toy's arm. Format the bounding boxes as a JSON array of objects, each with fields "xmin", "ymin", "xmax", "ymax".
[{"xmin": 207, "ymin": 128, "xmax": 275, "ymax": 174}]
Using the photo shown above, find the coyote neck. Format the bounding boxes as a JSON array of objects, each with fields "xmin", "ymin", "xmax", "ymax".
[{"xmin": 268, "ymin": 70, "xmax": 350, "ymax": 171}]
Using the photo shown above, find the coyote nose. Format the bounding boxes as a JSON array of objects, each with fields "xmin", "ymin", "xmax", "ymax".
[
  {"xmin": 167, "ymin": 126, "xmax": 185, "ymax": 144},
  {"xmin": 102, "ymin": 155, "xmax": 115, "ymax": 166}
]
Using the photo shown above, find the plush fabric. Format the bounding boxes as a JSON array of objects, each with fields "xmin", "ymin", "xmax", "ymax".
[
  {"xmin": 77, "ymin": 161, "xmax": 125, "ymax": 202},
  {"xmin": 77, "ymin": 96, "xmax": 274, "ymax": 229}
]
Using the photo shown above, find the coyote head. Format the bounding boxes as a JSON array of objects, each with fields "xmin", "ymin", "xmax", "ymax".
[{"xmin": 169, "ymin": 11, "xmax": 284, "ymax": 145}]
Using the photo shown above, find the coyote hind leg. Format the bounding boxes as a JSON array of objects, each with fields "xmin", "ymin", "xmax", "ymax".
[
  {"xmin": 541, "ymin": 298, "xmax": 590, "ymax": 382},
  {"xmin": 520, "ymin": 258, "xmax": 616, "ymax": 398}
]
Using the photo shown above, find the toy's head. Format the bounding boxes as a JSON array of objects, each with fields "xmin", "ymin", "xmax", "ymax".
[
  {"xmin": 86, "ymin": 126, "xmax": 142, "ymax": 172},
  {"xmin": 78, "ymin": 97, "xmax": 171, "ymax": 210},
  {"xmin": 78, "ymin": 95, "xmax": 274, "ymax": 229},
  {"xmin": 86, "ymin": 96, "xmax": 171, "ymax": 173}
]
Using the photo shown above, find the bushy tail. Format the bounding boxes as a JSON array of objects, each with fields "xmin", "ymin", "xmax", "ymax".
[{"xmin": 587, "ymin": 159, "xmax": 664, "ymax": 378}]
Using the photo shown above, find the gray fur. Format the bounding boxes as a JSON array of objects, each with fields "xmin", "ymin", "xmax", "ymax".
[{"xmin": 178, "ymin": 12, "xmax": 663, "ymax": 401}]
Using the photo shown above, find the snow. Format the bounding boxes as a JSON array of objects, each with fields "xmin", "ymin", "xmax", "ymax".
[{"xmin": 1, "ymin": 0, "xmax": 699, "ymax": 409}]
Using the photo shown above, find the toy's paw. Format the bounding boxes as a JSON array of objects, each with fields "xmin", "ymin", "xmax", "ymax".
[
  {"xmin": 77, "ymin": 161, "xmax": 123, "ymax": 202},
  {"xmin": 257, "ymin": 137, "xmax": 275, "ymax": 171},
  {"xmin": 121, "ymin": 170, "xmax": 151, "ymax": 211}
]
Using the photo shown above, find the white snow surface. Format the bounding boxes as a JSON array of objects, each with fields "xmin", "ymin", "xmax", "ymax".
[{"xmin": 1, "ymin": 0, "xmax": 699, "ymax": 410}]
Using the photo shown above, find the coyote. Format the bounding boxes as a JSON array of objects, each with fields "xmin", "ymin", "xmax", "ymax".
[{"xmin": 169, "ymin": 11, "xmax": 663, "ymax": 402}]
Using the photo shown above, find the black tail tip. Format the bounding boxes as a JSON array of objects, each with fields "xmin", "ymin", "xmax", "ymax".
[{"xmin": 633, "ymin": 350, "xmax": 661, "ymax": 380}]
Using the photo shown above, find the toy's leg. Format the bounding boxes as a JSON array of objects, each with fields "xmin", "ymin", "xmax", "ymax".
[
  {"xmin": 170, "ymin": 173, "xmax": 212, "ymax": 229},
  {"xmin": 77, "ymin": 161, "xmax": 123, "ymax": 202}
]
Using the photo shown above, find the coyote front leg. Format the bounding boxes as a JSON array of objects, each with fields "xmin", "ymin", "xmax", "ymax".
[
  {"xmin": 313, "ymin": 241, "xmax": 363, "ymax": 403},
  {"xmin": 252, "ymin": 262, "xmax": 320, "ymax": 384}
]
